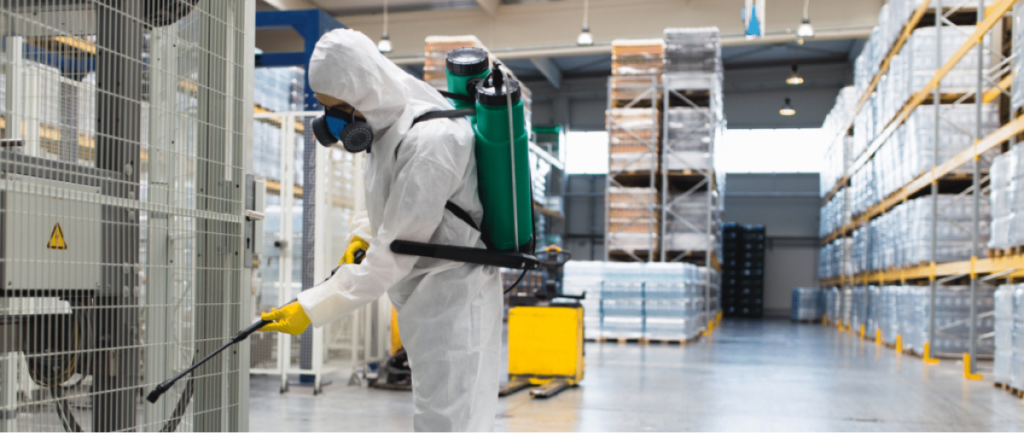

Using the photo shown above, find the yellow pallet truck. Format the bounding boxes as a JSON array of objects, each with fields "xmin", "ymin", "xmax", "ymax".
[{"xmin": 500, "ymin": 246, "xmax": 585, "ymax": 399}]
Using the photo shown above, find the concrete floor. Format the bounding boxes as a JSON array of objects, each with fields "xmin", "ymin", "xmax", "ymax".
[{"xmin": 249, "ymin": 319, "xmax": 1024, "ymax": 431}]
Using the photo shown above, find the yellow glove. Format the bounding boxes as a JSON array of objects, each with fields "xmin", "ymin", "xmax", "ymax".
[
  {"xmin": 260, "ymin": 302, "xmax": 311, "ymax": 335},
  {"xmin": 342, "ymin": 236, "xmax": 369, "ymax": 265}
]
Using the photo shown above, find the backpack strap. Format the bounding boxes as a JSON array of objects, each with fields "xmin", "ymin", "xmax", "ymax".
[
  {"xmin": 437, "ymin": 90, "xmax": 474, "ymax": 103},
  {"xmin": 413, "ymin": 108, "xmax": 476, "ymax": 124},
  {"xmin": 445, "ymin": 200, "xmax": 479, "ymax": 232},
  {"xmin": 395, "ymin": 108, "xmax": 477, "ymax": 159},
  {"xmin": 396, "ymin": 108, "xmax": 483, "ymax": 234}
]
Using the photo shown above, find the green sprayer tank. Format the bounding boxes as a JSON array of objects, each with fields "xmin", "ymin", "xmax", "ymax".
[{"xmin": 445, "ymin": 48, "xmax": 533, "ymax": 251}]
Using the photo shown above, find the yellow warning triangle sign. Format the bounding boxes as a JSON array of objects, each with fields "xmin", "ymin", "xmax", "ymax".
[{"xmin": 47, "ymin": 223, "xmax": 67, "ymax": 250}]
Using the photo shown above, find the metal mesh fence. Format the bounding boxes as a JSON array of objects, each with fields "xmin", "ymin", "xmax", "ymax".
[
  {"xmin": 0, "ymin": 1, "xmax": 253, "ymax": 431},
  {"xmin": 248, "ymin": 111, "xmax": 388, "ymax": 391}
]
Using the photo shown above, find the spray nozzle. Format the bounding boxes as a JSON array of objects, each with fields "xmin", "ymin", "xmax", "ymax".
[{"xmin": 491, "ymin": 60, "xmax": 505, "ymax": 92}]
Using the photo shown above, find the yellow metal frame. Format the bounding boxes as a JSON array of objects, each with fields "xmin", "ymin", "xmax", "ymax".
[
  {"xmin": 923, "ymin": 342, "xmax": 940, "ymax": 365},
  {"xmin": 963, "ymin": 353, "xmax": 984, "ymax": 380},
  {"xmin": 820, "ymin": 251, "xmax": 1024, "ymax": 287}
]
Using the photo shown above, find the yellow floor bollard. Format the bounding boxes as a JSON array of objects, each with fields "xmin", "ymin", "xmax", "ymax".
[
  {"xmin": 837, "ymin": 318, "xmax": 843, "ymax": 330},
  {"xmin": 875, "ymin": 328, "xmax": 883, "ymax": 345},
  {"xmin": 821, "ymin": 314, "xmax": 827, "ymax": 325},
  {"xmin": 895, "ymin": 334, "xmax": 902, "ymax": 353},
  {"xmin": 923, "ymin": 342, "xmax": 940, "ymax": 365},
  {"xmin": 963, "ymin": 353, "xmax": 983, "ymax": 380},
  {"xmin": 859, "ymin": 324, "xmax": 865, "ymax": 339}
]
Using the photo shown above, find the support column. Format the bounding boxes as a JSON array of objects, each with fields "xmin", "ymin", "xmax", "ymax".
[
  {"xmin": 967, "ymin": 0, "xmax": 985, "ymax": 375},
  {"xmin": 94, "ymin": 1, "xmax": 142, "ymax": 430},
  {"xmin": 928, "ymin": 0, "xmax": 942, "ymax": 359}
]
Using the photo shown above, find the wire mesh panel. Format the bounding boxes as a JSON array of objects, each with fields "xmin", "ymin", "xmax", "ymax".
[
  {"xmin": 0, "ymin": 1, "xmax": 254, "ymax": 431},
  {"xmin": 249, "ymin": 111, "xmax": 388, "ymax": 391}
]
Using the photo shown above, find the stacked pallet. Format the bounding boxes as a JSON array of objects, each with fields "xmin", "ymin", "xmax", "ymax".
[
  {"xmin": 606, "ymin": 39, "xmax": 663, "ymax": 259},
  {"xmin": 607, "ymin": 108, "xmax": 658, "ymax": 173},
  {"xmin": 608, "ymin": 186, "xmax": 659, "ymax": 252},
  {"xmin": 563, "ymin": 261, "xmax": 713, "ymax": 342}
]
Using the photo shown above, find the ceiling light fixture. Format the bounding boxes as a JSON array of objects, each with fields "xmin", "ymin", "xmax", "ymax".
[
  {"xmin": 577, "ymin": 0, "xmax": 594, "ymax": 46},
  {"xmin": 378, "ymin": 0, "xmax": 393, "ymax": 53},
  {"xmin": 780, "ymin": 98, "xmax": 796, "ymax": 116},
  {"xmin": 786, "ymin": 65, "xmax": 804, "ymax": 86},
  {"xmin": 796, "ymin": 0, "xmax": 814, "ymax": 44}
]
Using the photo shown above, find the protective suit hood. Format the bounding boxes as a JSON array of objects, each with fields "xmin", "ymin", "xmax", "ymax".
[{"xmin": 308, "ymin": 29, "xmax": 452, "ymax": 156}]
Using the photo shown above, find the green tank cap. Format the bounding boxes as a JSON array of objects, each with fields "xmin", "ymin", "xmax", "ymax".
[
  {"xmin": 475, "ymin": 72, "xmax": 522, "ymax": 106},
  {"xmin": 446, "ymin": 47, "xmax": 489, "ymax": 76}
]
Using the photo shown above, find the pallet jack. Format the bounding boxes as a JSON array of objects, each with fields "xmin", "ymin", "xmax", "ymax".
[{"xmin": 500, "ymin": 246, "xmax": 586, "ymax": 399}]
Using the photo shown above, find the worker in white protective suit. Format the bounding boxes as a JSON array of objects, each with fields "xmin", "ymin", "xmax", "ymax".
[{"xmin": 258, "ymin": 29, "xmax": 504, "ymax": 432}]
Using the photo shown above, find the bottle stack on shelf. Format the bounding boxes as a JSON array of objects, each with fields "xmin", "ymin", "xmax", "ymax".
[
  {"xmin": 720, "ymin": 223, "xmax": 765, "ymax": 318},
  {"xmin": 819, "ymin": 1, "xmax": 1011, "ymax": 298},
  {"xmin": 253, "ymin": 67, "xmax": 306, "ymax": 187},
  {"xmin": 606, "ymin": 39, "xmax": 663, "ymax": 260},
  {"xmin": 562, "ymin": 261, "xmax": 716, "ymax": 343},
  {"xmin": 813, "ymin": 1, "xmax": 1024, "ymax": 383},
  {"xmin": 993, "ymin": 284, "xmax": 1015, "ymax": 389},
  {"xmin": 847, "ymin": 285, "xmax": 995, "ymax": 356},
  {"xmin": 791, "ymin": 288, "xmax": 823, "ymax": 321}
]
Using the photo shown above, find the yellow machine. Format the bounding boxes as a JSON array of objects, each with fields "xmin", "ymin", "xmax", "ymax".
[
  {"xmin": 502, "ymin": 304, "xmax": 585, "ymax": 398},
  {"xmin": 383, "ymin": 246, "xmax": 585, "ymax": 398},
  {"xmin": 500, "ymin": 246, "xmax": 585, "ymax": 398}
]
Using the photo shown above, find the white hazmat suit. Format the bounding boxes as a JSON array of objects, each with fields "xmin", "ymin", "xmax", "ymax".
[{"xmin": 296, "ymin": 29, "xmax": 504, "ymax": 431}]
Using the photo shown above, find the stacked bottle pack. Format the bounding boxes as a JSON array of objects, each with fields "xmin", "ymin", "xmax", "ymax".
[
  {"xmin": 988, "ymin": 145, "xmax": 1024, "ymax": 249},
  {"xmin": 562, "ymin": 261, "xmax": 717, "ymax": 341},
  {"xmin": 252, "ymin": 67, "xmax": 307, "ymax": 187},
  {"xmin": 848, "ymin": 103, "xmax": 999, "ymax": 216},
  {"xmin": 663, "ymin": 27, "xmax": 721, "ymax": 75},
  {"xmin": 662, "ymin": 107, "xmax": 713, "ymax": 171},
  {"xmin": 847, "ymin": 195, "xmax": 990, "ymax": 272},
  {"xmin": 721, "ymin": 223, "xmax": 765, "ymax": 318},
  {"xmin": 839, "ymin": 285, "xmax": 996, "ymax": 355},
  {"xmin": 1013, "ymin": 2, "xmax": 1024, "ymax": 112},
  {"xmin": 791, "ymin": 287, "xmax": 823, "ymax": 321},
  {"xmin": 992, "ymin": 284, "xmax": 1024, "ymax": 389},
  {"xmin": 663, "ymin": 191, "xmax": 715, "ymax": 252},
  {"xmin": 817, "ymin": 238, "xmax": 851, "ymax": 280}
]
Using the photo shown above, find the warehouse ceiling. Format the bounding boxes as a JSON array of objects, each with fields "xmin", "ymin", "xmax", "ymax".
[
  {"xmin": 257, "ymin": 0, "xmax": 876, "ymax": 129},
  {"xmin": 347, "ymin": 38, "xmax": 863, "ymax": 130}
]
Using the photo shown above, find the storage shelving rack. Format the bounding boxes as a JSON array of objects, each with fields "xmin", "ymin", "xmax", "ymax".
[
  {"xmin": 818, "ymin": 0, "xmax": 1022, "ymax": 378},
  {"xmin": 605, "ymin": 39, "xmax": 663, "ymax": 263},
  {"xmin": 660, "ymin": 27, "xmax": 724, "ymax": 326}
]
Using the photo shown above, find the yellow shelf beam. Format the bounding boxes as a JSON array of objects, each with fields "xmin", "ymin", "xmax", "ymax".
[
  {"xmin": 820, "ymin": 252, "xmax": 1024, "ymax": 287},
  {"xmin": 254, "ymin": 106, "xmax": 306, "ymax": 133},
  {"xmin": 265, "ymin": 179, "xmax": 304, "ymax": 198},
  {"xmin": 982, "ymin": 74, "xmax": 1013, "ymax": 104}
]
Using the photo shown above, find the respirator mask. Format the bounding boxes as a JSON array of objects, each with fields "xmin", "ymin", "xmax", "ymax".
[{"xmin": 312, "ymin": 107, "xmax": 374, "ymax": 153}]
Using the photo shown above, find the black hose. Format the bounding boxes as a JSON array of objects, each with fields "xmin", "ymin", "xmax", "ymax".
[
  {"xmin": 159, "ymin": 368, "xmax": 194, "ymax": 433},
  {"xmin": 50, "ymin": 386, "xmax": 83, "ymax": 432},
  {"xmin": 504, "ymin": 269, "xmax": 528, "ymax": 294}
]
